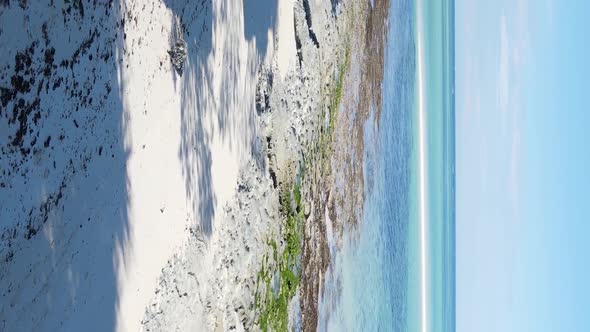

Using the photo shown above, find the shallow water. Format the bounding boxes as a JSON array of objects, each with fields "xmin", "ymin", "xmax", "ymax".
[{"xmin": 318, "ymin": 0, "xmax": 455, "ymax": 330}]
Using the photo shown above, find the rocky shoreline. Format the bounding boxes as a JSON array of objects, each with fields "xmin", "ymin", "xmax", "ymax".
[
  {"xmin": 141, "ymin": 0, "xmax": 391, "ymax": 330},
  {"xmin": 141, "ymin": 0, "xmax": 354, "ymax": 327},
  {"xmin": 0, "ymin": 0, "xmax": 389, "ymax": 330}
]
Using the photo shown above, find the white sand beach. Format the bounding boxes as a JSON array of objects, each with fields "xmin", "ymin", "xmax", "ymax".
[{"xmin": 0, "ymin": 0, "xmax": 354, "ymax": 330}]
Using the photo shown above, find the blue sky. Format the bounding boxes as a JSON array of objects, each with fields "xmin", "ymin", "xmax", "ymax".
[{"xmin": 457, "ymin": 0, "xmax": 590, "ymax": 331}]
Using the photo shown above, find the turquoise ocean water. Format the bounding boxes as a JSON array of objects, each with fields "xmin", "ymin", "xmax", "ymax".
[{"xmin": 318, "ymin": 0, "xmax": 454, "ymax": 331}]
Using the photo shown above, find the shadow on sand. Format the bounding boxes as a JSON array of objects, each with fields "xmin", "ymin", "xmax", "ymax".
[
  {"xmin": 0, "ymin": 0, "xmax": 278, "ymax": 330},
  {"xmin": 162, "ymin": 0, "xmax": 277, "ymax": 237},
  {"xmin": 0, "ymin": 1, "xmax": 130, "ymax": 330}
]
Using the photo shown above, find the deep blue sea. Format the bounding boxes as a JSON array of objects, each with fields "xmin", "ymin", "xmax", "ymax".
[{"xmin": 318, "ymin": 0, "xmax": 455, "ymax": 331}]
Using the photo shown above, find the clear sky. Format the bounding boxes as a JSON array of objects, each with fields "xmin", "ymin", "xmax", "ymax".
[{"xmin": 456, "ymin": 0, "xmax": 590, "ymax": 331}]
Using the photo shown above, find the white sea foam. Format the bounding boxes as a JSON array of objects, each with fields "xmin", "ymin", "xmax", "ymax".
[{"xmin": 416, "ymin": 0, "xmax": 429, "ymax": 331}]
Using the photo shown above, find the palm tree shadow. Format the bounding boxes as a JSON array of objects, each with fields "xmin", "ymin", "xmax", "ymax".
[
  {"xmin": 162, "ymin": 0, "xmax": 277, "ymax": 237},
  {"xmin": 0, "ymin": 1, "xmax": 131, "ymax": 331},
  {"xmin": 243, "ymin": 0, "xmax": 276, "ymax": 55}
]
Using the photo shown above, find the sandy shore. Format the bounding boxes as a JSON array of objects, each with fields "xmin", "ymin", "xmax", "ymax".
[
  {"xmin": 0, "ymin": 0, "xmax": 388, "ymax": 330},
  {"xmin": 1, "ymin": 0, "xmax": 272, "ymax": 330},
  {"xmin": 142, "ymin": 0, "xmax": 356, "ymax": 330}
]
